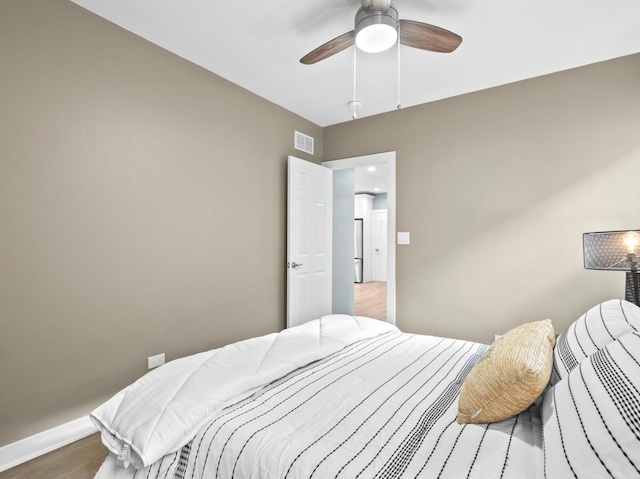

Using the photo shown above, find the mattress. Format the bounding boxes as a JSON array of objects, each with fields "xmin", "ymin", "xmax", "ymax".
[{"xmin": 94, "ymin": 326, "xmax": 542, "ymax": 478}]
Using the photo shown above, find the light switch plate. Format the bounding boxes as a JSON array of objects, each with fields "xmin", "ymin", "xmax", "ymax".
[{"xmin": 397, "ymin": 232, "xmax": 410, "ymax": 245}]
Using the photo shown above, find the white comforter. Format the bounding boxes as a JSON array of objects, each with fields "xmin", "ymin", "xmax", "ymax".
[
  {"xmin": 91, "ymin": 315, "xmax": 398, "ymax": 469},
  {"xmin": 95, "ymin": 324, "xmax": 542, "ymax": 479}
]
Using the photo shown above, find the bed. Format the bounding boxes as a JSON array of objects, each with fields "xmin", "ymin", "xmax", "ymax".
[{"xmin": 91, "ymin": 299, "xmax": 640, "ymax": 479}]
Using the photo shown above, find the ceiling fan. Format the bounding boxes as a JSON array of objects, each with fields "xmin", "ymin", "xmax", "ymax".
[{"xmin": 300, "ymin": 0, "xmax": 462, "ymax": 65}]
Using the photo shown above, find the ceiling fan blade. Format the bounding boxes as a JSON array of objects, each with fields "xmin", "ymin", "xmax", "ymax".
[
  {"xmin": 399, "ymin": 19, "xmax": 462, "ymax": 53},
  {"xmin": 300, "ymin": 31, "xmax": 356, "ymax": 65}
]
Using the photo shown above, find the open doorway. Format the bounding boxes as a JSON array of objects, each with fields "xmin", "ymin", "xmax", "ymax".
[
  {"xmin": 353, "ymin": 206, "xmax": 388, "ymax": 320},
  {"xmin": 323, "ymin": 152, "xmax": 396, "ymax": 325},
  {"xmin": 351, "ymin": 165, "xmax": 388, "ymax": 320}
]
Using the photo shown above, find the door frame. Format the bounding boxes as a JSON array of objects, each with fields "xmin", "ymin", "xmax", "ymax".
[{"xmin": 322, "ymin": 151, "xmax": 396, "ymax": 325}]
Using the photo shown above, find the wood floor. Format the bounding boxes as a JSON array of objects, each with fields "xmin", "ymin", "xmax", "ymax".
[
  {"xmin": 0, "ymin": 433, "xmax": 107, "ymax": 479},
  {"xmin": 354, "ymin": 281, "xmax": 387, "ymax": 320}
]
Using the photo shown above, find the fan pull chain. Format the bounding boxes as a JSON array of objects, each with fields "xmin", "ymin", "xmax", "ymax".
[
  {"xmin": 397, "ymin": 22, "xmax": 402, "ymax": 110},
  {"xmin": 353, "ymin": 46, "xmax": 358, "ymax": 120}
]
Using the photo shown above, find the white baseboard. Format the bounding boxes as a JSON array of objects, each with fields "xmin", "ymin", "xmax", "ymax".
[{"xmin": 0, "ymin": 416, "xmax": 97, "ymax": 473}]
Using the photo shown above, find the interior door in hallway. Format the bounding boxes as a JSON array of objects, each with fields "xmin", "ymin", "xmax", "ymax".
[{"xmin": 373, "ymin": 209, "xmax": 387, "ymax": 282}]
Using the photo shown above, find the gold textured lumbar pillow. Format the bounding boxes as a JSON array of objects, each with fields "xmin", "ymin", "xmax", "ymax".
[{"xmin": 457, "ymin": 318, "xmax": 555, "ymax": 424}]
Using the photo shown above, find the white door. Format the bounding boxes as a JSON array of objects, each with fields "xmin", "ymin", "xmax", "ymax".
[
  {"xmin": 373, "ymin": 210, "xmax": 388, "ymax": 282},
  {"xmin": 287, "ymin": 156, "xmax": 333, "ymax": 328}
]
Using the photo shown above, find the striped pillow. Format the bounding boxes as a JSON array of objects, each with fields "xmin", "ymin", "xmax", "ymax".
[
  {"xmin": 541, "ymin": 330, "xmax": 640, "ymax": 478},
  {"xmin": 551, "ymin": 299, "xmax": 640, "ymax": 385}
]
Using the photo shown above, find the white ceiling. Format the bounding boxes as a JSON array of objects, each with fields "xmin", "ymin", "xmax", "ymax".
[
  {"xmin": 70, "ymin": 0, "xmax": 640, "ymax": 127},
  {"xmin": 355, "ymin": 163, "xmax": 389, "ymax": 194}
]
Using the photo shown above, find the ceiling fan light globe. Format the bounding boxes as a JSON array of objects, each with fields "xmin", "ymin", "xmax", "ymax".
[
  {"xmin": 356, "ymin": 24, "xmax": 397, "ymax": 53},
  {"xmin": 354, "ymin": 5, "xmax": 398, "ymax": 53}
]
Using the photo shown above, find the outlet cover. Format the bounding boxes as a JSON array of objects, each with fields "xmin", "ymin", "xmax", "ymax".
[{"xmin": 148, "ymin": 353, "xmax": 165, "ymax": 369}]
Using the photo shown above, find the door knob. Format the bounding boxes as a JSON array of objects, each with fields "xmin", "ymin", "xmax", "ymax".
[{"xmin": 290, "ymin": 262, "xmax": 304, "ymax": 270}]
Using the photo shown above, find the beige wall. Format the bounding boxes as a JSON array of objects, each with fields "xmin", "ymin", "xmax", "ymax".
[
  {"xmin": 2, "ymin": 0, "xmax": 639, "ymax": 451},
  {"xmin": 0, "ymin": 0, "xmax": 322, "ymax": 446},
  {"xmin": 325, "ymin": 54, "xmax": 640, "ymax": 343}
]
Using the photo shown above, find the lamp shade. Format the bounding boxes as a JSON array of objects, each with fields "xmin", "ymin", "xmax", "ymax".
[{"xmin": 583, "ymin": 230, "xmax": 640, "ymax": 270}]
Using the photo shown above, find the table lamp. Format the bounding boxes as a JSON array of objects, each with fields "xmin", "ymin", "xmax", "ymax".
[{"xmin": 583, "ymin": 230, "xmax": 640, "ymax": 306}]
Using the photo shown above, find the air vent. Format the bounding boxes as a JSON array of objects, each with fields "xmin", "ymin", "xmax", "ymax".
[{"xmin": 294, "ymin": 131, "xmax": 314, "ymax": 155}]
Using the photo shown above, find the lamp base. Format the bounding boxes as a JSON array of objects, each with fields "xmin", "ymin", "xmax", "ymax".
[{"xmin": 625, "ymin": 271, "xmax": 640, "ymax": 306}]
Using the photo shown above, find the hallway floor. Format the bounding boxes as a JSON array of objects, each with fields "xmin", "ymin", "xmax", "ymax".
[{"xmin": 354, "ymin": 281, "xmax": 387, "ymax": 321}]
